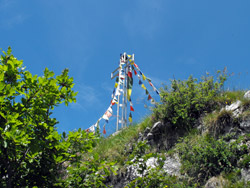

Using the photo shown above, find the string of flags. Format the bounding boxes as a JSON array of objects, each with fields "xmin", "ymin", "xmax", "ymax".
[{"xmin": 86, "ymin": 54, "xmax": 160, "ymax": 134}]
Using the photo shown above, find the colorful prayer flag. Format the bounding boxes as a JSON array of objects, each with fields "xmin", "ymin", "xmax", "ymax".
[
  {"xmin": 139, "ymin": 80, "xmax": 142, "ymax": 85},
  {"xmin": 142, "ymin": 74, "xmax": 146, "ymax": 81},
  {"xmin": 127, "ymin": 66, "xmax": 133, "ymax": 101},
  {"xmin": 130, "ymin": 106, "xmax": 134, "ymax": 111},
  {"xmin": 103, "ymin": 125, "xmax": 106, "ymax": 134},
  {"xmin": 146, "ymin": 89, "xmax": 149, "ymax": 95},
  {"xmin": 89, "ymin": 125, "xmax": 95, "ymax": 133},
  {"xmin": 129, "ymin": 112, "xmax": 132, "ymax": 123},
  {"xmin": 134, "ymin": 70, "xmax": 137, "ymax": 75},
  {"xmin": 115, "ymin": 83, "xmax": 118, "ymax": 88},
  {"xmin": 148, "ymin": 94, "xmax": 152, "ymax": 100},
  {"xmin": 141, "ymin": 84, "xmax": 146, "ymax": 90}
]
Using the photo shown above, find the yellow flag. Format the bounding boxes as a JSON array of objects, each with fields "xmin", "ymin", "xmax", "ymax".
[
  {"xmin": 142, "ymin": 74, "xmax": 146, "ymax": 81},
  {"xmin": 115, "ymin": 83, "xmax": 118, "ymax": 88},
  {"xmin": 127, "ymin": 55, "xmax": 132, "ymax": 58},
  {"xmin": 127, "ymin": 89, "xmax": 132, "ymax": 100},
  {"xmin": 129, "ymin": 116, "xmax": 132, "ymax": 123},
  {"xmin": 141, "ymin": 84, "xmax": 146, "ymax": 90}
]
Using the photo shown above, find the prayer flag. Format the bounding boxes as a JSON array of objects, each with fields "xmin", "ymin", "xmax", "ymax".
[
  {"xmin": 130, "ymin": 106, "xmax": 134, "ymax": 112},
  {"xmin": 139, "ymin": 80, "xmax": 142, "ymax": 85},
  {"xmin": 134, "ymin": 63, "xmax": 138, "ymax": 68},
  {"xmin": 149, "ymin": 82, "xmax": 153, "ymax": 87},
  {"xmin": 115, "ymin": 83, "xmax": 118, "ymax": 88},
  {"xmin": 142, "ymin": 74, "xmax": 146, "ymax": 81},
  {"xmin": 141, "ymin": 84, "xmax": 146, "ymax": 90},
  {"xmin": 94, "ymin": 120, "xmax": 100, "ymax": 128},
  {"xmin": 134, "ymin": 70, "xmax": 137, "ymax": 75},
  {"xmin": 139, "ymin": 71, "xmax": 143, "ymax": 75},
  {"xmin": 146, "ymin": 78, "xmax": 152, "ymax": 82},
  {"xmin": 156, "ymin": 90, "xmax": 160, "ymax": 95},
  {"xmin": 146, "ymin": 89, "xmax": 149, "ymax": 95},
  {"xmin": 127, "ymin": 89, "xmax": 132, "ymax": 101},
  {"xmin": 105, "ymin": 107, "xmax": 113, "ymax": 118},
  {"xmin": 129, "ymin": 116, "xmax": 132, "ymax": 123},
  {"xmin": 127, "ymin": 66, "xmax": 133, "ymax": 100},
  {"xmin": 151, "ymin": 99, "xmax": 156, "ymax": 105},
  {"xmin": 89, "ymin": 125, "xmax": 95, "ymax": 133},
  {"xmin": 103, "ymin": 125, "xmax": 106, "ymax": 134},
  {"xmin": 148, "ymin": 94, "xmax": 152, "ymax": 100},
  {"xmin": 128, "ymin": 71, "xmax": 132, "ymax": 78},
  {"xmin": 129, "ymin": 112, "xmax": 132, "ymax": 123}
]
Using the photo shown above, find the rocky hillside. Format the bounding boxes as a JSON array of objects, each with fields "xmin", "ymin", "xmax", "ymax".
[{"xmin": 84, "ymin": 74, "xmax": 250, "ymax": 188}]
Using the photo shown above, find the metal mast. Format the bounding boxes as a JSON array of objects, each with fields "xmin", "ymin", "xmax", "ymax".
[{"xmin": 111, "ymin": 52, "xmax": 134, "ymax": 132}]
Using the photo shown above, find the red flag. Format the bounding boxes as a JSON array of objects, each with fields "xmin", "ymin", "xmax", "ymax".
[
  {"xmin": 134, "ymin": 63, "xmax": 138, "ymax": 68},
  {"xmin": 134, "ymin": 70, "xmax": 137, "ymax": 75},
  {"xmin": 130, "ymin": 106, "xmax": 134, "ymax": 111},
  {"xmin": 128, "ymin": 72, "xmax": 132, "ymax": 78},
  {"xmin": 148, "ymin": 94, "xmax": 152, "ymax": 100},
  {"xmin": 103, "ymin": 125, "xmax": 106, "ymax": 134},
  {"xmin": 149, "ymin": 82, "xmax": 153, "ymax": 86}
]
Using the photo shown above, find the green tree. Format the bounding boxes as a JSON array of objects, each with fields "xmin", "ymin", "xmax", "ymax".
[{"xmin": 0, "ymin": 47, "xmax": 78, "ymax": 187}]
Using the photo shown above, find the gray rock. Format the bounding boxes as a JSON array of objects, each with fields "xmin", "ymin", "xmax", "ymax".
[
  {"xmin": 146, "ymin": 157, "xmax": 158, "ymax": 169},
  {"xmin": 143, "ymin": 127, "xmax": 151, "ymax": 137},
  {"xmin": 241, "ymin": 168, "xmax": 250, "ymax": 182},
  {"xmin": 162, "ymin": 155, "xmax": 181, "ymax": 176},
  {"xmin": 150, "ymin": 121, "xmax": 164, "ymax": 133},
  {"xmin": 244, "ymin": 90, "xmax": 250, "ymax": 99},
  {"xmin": 225, "ymin": 100, "xmax": 242, "ymax": 117},
  {"xmin": 204, "ymin": 176, "xmax": 228, "ymax": 188},
  {"xmin": 146, "ymin": 133, "xmax": 154, "ymax": 140},
  {"xmin": 240, "ymin": 119, "xmax": 250, "ymax": 132},
  {"xmin": 225, "ymin": 100, "xmax": 242, "ymax": 111}
]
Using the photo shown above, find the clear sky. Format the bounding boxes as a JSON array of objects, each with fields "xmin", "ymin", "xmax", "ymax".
[{"xmin": 1, "ymin": 0, "xmax": 250, "ymax": 134}]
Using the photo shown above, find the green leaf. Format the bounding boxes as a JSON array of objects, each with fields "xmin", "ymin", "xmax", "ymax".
[{"xmin": 7, "ymin": 47, "xmax": 12, "ymax": 55}]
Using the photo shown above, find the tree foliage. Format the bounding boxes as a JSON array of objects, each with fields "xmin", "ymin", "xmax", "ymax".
[{"xmin": 0, "ymin": 47, "xmax": 81, "ymax": 187}]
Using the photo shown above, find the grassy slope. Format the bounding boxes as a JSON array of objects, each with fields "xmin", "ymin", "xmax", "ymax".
[{"xmin": 83, "ymin": 90, "xmax": 250, "ymax": 187}]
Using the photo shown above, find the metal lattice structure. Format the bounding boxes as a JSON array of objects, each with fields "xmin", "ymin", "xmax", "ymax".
[{"xmin": 111, "ymin": 53, "xmax": 134, "ymax": 131}]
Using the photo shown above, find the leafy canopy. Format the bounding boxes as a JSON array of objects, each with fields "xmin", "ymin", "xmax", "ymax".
[{"xmin": 0, "ymin": 47, "xmax": 80, "ymax": 187}]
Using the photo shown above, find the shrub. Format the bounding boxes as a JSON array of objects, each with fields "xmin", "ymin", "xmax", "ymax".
[
  {"xmin": 177, "ymin": 135, "xmax": 245, "ymax": 184},
  {"xmin": 153, "ymin": 72, "xmax": 227, "ymax": 130}
]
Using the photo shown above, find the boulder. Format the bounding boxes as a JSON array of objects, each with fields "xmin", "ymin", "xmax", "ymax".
[
  {"xmin": 241, "ymin": 168, "xmax": 250, "ymax": 182},
  {"xmin": 204, "ymin": 176, "xmax": 228, "ymax": 188},
  {"xmin": 146, "ymin": 157, "xmax": 158, "ymax": 169},
  {"xmin": 146, "ymin": 133, "xmax": 154, "ymax": 141},
  {"xmin": 162, "ymin": 154, "xmax": 181, "ymax": 176},
  {"xmin": 150, "ymin": 121, "xmax": 164, "ymax": 134},
  {"xmin": 225, "ymin": 100, "xmax": 242, "ymax": 117},
  {"xmin": 240, "ymin": 119, "xmax": 250, "ymax": 132},
  {"xmin": 244, "ymin": 90, "xmax": 250, "ymax": 99}
]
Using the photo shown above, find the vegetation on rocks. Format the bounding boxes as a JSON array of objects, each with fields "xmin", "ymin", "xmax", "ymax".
[{"xmin": 1, "ymin": 48, "xmax": 250, "ymax": 187}]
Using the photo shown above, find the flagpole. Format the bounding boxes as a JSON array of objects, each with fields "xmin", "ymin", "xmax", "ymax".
[
  {"xmin": 124, "ymin": 53, "xmax": 127, "ymax": 128},
  {"xmin": 116, "ymin": 60, "xmax": 121, "ymax": 132}
]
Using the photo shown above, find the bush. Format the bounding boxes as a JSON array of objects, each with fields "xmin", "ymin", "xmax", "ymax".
[
  {"xmin": 153, "ymin": 72, "xmax": 227, "ymax": 130},
  {"xmin": 177, "ymin": 135, "xmax": 246, "ymax": 184}
]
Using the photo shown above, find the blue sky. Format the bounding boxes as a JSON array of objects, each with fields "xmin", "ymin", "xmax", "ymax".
[{"xmin": 1, "ymin": 0, "xmax": 250, "ymax": 134}]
